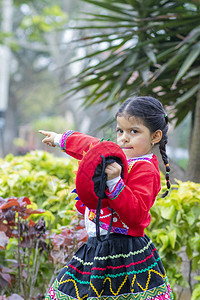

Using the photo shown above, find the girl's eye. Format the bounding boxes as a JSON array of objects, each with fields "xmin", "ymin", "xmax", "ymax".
[
  {"xmin": 131, "ymin": 129, "xmax": 137, "ymax": 134},
  {"xmin": 116, "ymin": 128, "xmax": 123, "ymax": 134}
]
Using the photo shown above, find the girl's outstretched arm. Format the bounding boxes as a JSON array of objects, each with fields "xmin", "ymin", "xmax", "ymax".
[
  {"xmin": 39, "ymin": 129, "xmax": 100, "ymax": 160},
  {"xmin": 39, "ymin": 130, "xmax": 57, "ymax": 147}
]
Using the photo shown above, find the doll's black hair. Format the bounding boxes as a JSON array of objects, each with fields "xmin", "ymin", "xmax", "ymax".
[{"xmin": 116, "ymin": 96, "xmax": 170, "ymax": 197}]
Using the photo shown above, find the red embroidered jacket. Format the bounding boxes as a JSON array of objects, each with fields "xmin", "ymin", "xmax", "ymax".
[{"xmin": 61, "ymin": 130, "xmax": 161, "ymax": 237}]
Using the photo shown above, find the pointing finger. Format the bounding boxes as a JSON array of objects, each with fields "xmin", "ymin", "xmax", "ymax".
[{"xmin": 38, "ymin": 130, "xmax": 51, "ymax": 136}]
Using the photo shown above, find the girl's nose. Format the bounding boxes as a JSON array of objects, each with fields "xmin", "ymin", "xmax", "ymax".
[{"xmin": 121, "ymin": 132, "xmax": 129, "ymax": 142}]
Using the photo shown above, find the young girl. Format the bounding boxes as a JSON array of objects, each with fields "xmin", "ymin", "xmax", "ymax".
[{"xmin": 40, "ymin": 96, "xmax": 174, "ymax": 300}]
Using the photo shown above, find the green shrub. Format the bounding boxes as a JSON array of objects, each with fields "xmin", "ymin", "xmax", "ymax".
[
  {"xmin": 0, "ymin": 151, "xmax": 79, "ymax": 297},
  {"xmin": 0, "ymin": 195, "xmax": 86, "ymax": 298},
  {"xmin": 146, "ymin": 179, "xmax": 200, "ymax": 299},
  {"xmin": 0, "ymin": 151, "xmax": 77, "ymax": 229}
]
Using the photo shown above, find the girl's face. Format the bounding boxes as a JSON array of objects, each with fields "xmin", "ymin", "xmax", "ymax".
[{"xmin": 116, "ymin": 115, "xmax": 156, "ymax": 159}]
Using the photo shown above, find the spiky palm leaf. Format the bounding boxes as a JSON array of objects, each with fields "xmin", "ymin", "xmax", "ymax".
[{"xmin": 65, "ymin": 0, "xmax": 200, "ymax": 126}]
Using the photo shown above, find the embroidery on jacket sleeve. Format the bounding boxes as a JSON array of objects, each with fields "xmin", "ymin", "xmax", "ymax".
[
  {"xmin": 105, "ymin": 178, "xmax": 125, "ymax": 200},
  {"xmin": 61, "ymin": 130, "xmax": 74, "ymax": 151}
]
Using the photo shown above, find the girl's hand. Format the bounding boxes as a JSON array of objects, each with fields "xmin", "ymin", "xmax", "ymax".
[
  {"xmin": 39, "ymin": 130, "xmax": 57, "ymax": 147},
  {"xmin": 105, "ymin": 162, "xmax": 122, "ymax": 181}
]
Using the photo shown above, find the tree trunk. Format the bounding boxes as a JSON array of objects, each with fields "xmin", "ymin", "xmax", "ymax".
[
  {"xmin": 4, "ymin": 93, "xmax": 18, "ymax": 155},
  {"xmin": 184, "ymin": 90, "xmax": 200, "ymax": 182},
  {"xmin": 0, "ymin": 0, "xmax": 13, "ymax": 112},
  {"xmin": 0, "ymin": 0, "xmax": 13, "ymax": 156}
]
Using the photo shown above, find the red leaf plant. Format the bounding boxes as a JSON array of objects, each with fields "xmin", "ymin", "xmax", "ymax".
[
  {"xmin": 0, "ymin": 196, "xmax": 89, "ymax": 299},
  {"xmin": 49, "ymin": 216, "xmax": 87, "ymax": 265},
  {"xmin": 0, "ymin": 196, "xmax": 47, "ymax": 298}
]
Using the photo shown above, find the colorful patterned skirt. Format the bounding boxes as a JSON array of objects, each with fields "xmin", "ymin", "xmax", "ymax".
[{"xmin": 46, "ymin": 234, "xmax": 174, "ymax": 300}]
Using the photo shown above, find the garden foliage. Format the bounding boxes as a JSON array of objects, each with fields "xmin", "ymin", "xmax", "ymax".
[
  {"xmin": 147, "ymin": 178, "xmax": 200, "ymax": 299},
  {"xmin": 0, "ymin": 151, "xmax": 199, "ymax": 299},
  {"xmin": 0, "ymin": 151, "xmax": 77, "ymax": 228},
  {"xmin": 0, "ymin": 151, "xmax": 81, "ymax": 298}
]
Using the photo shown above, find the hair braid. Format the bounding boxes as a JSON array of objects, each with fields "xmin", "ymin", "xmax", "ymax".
[{"xmin": 159, "ymin": 116, "xmax": 171, "ymax": 197}]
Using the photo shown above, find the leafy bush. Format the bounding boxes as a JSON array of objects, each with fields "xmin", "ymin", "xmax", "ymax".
[
  {"xmin": 146, "ymin": 179, "xmax": 200, "ymax": 299},
  {"xmin": 0, "ymin": 151, "xmax": 77, "ymax": 229},
  {"xmin": 0, "ymin": 151, "xmax": 86, "ymax": 298},
  {"xmin": 0, "ymin": 196, "xmax": 47, "ymax": 297},
  {"xmin": 0, "ymin": 195, "xmax": 87, "ymax": 298}
]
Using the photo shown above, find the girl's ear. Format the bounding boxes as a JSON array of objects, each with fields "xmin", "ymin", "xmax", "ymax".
[{"xmin": 151, "ymin": 130, "xmax": 162, "ymax": 145}]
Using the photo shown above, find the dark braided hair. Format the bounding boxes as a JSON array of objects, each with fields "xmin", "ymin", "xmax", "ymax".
[{"xmin": 116, "ymin": 96, "xmax": 170, "ymax": 197}]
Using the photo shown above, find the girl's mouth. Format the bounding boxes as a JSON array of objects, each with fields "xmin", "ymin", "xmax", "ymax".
[{"xmin": 122, "ymin": 147, "xmax": 133, "ymax": 149}]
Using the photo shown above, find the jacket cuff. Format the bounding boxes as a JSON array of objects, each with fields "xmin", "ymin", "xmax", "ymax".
[
  {"xmin": 105, "ymin": 178, "xmax": 125, "ymax": 200},
  {"xmin": 54, "ymin": 134, "xmax": 62, "ymax": 147},
  {"xmin": 60, "ymin": 130, "xmax": 74, "ymax": 151},
  {"xmin": 106, "ymin": 176, "xmax": 121, "ymax": 192}
]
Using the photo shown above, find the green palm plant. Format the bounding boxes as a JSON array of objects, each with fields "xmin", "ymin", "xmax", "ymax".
[{"xmin": 66, "ymin": 0, "xmax": 200, "ymax": 181}]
